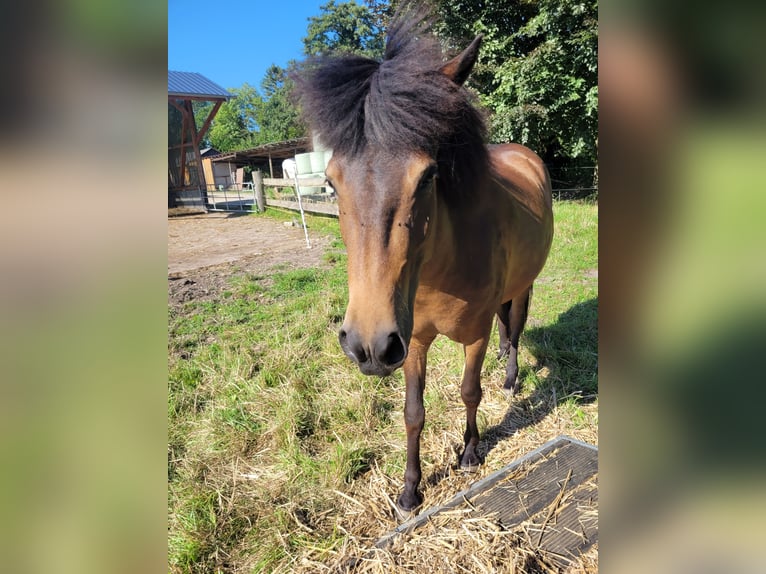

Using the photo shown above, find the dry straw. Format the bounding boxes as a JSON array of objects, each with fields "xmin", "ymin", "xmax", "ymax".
[{"xmin": 287, "ymin": 388, "xmax": 598, "ymax": 574}]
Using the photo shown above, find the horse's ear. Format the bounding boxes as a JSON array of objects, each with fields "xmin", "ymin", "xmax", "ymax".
[{"xmin": 439, "ymin": 35, "xmax": 482, "ymax": 86}]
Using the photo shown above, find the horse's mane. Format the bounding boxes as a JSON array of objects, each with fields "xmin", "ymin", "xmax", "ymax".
[{"xmin": 294, "ymin": 4, "xmax": 488, "ymax": 196}]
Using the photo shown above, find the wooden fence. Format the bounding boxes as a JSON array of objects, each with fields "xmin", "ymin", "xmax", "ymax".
[
  {"xmin": 249, "ymin": 165, "xmax": 598, "ymax": 218},
  {"xmin": 254, "ymin": 172, "xmax": 339, "ymax": 216}
]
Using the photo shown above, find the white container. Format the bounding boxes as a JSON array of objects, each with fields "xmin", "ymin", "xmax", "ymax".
[
  {"xmin": 309, "ymin": 151, "xmax": 326, "ymax": 173},
  {"xmin": 295, "ymin": 153, "xmax": 313, "ymax": 175}
]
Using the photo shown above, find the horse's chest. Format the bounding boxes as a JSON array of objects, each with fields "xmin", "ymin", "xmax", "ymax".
[{"xmin": 413, "ymin": 284, "xmax": 498, "ymax": 343}]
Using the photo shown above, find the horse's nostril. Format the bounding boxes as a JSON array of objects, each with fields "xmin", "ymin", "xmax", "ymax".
[
  {"xmin": 339, "ymin": 327, "xmax": 368, "ymax": 364},
  {"xmin": 380, "ymin": 332, "xmax": 407, "ymax": 367},
  {"xmin": 341, "ymin": 327, "xmax": 405, "ymax": 371}
]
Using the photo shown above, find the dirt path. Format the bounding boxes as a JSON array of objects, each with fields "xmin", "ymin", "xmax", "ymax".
[{"xmin": 168, "ymin": 212, "xmax": 333, "ymax": 306}]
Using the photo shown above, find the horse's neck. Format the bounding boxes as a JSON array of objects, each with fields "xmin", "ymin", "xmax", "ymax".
[{"xmin": 424, "ymin": 180, "xmax": 491, "ymax": 276}]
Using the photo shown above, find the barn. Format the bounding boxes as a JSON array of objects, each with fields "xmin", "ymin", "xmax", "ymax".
[{"xmin": 168, "ymin": 71, "xmax": 233, "ymax": 208}]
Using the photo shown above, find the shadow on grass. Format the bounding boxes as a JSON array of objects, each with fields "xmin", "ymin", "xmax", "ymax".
[
  {"xmin": 476, "ymin": 297, "xmax": 598, "ymax": 461},
  {"xmin": 420, "ymin": 299, "xmax": 598, "ymax": 486}
]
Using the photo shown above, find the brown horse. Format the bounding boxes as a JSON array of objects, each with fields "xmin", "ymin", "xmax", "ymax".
[{"xmin": 297, "ymin": 12, "xmax": 553, "ymax": 512}]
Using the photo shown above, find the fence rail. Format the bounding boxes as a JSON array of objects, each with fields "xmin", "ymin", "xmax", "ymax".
[
  {"xmin": 263, "ymin": 177, "xmax": 325, "ymax": 187},
  {"xmin": 261, "ymin": 174, "xmax": 338, "ymax": 216},
  {"xmin": 186, "ymin": 166, "xmax": 596, "ymax": 215}
]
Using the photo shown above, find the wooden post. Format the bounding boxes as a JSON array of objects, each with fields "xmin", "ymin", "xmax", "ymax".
[{"xmin": 253, "ymin": 170, "xmax": 265, "ymax": 212}]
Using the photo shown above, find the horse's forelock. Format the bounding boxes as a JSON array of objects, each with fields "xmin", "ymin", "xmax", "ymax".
[{"xmin": 295, "ymin": 5, "xmax": 488, "ymax": 195}]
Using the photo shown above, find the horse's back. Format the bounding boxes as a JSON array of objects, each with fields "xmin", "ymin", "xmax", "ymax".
[{"xmin": 488, "ymin": 144, "xmax": 554, "ymax": 301}]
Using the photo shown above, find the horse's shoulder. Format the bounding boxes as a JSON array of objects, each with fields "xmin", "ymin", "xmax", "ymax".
[
  {"xmin": 488, "ymin": 143, "xmax": 545, "ymax": 174},
  {"xmin": 487, "ymin": 144, "xmax": 553, "ymax": 218}
]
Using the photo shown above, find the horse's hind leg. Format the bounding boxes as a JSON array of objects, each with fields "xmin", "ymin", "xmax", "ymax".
[
  {"xmin": 496, "ymin": 300, "xmax": 512, "ymax": 359},
  {"xmin": 501, "ymin": 285, "xmax": 533, "ymax": 396},
  {"xmin": 460, "ymin": 337, "xmax": 490, "ymax": 471}
]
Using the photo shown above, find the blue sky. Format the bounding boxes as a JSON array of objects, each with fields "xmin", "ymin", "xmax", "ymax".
[{"xmin": 168, "ymin": 0, "xmax": 330, "ymax": 92}]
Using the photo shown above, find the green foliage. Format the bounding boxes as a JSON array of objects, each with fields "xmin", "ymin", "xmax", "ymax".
[
  {"xmin": 303, "ymin": 0, "xmax": 386, "ymax": 57},
  {"xmin": 191, "ymin": 0, "xmax": 598, "ymax": 184},
  {"xmin": 299, "ymin": 0, "xmax": 597, "ymax": 185},
  {"xmin": 252, "ymin": 64, "xmax": 305, "ymax": 144},
  {"xmin": 211, "ymin": 85, "xmax": 255, "ymax": 151},
  {"xmin": 434, "ymin": 0, "xmax": 598, "ymax": 184},
  {"xmin": 192, "ymin": 71, "xmax": 305, "ymax": 153},
  {"xmin": 192, "ymin": 84, "xmax": 258, "ymax": 151}
]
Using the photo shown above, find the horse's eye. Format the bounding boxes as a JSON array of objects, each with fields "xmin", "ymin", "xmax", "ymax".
[{"xmin": 417, "ymin": 166, "xmax": 437, "ymax": 193}]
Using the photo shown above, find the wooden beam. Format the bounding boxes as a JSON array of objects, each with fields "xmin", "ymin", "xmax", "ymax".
[
  {"xmin": 168, "ymin": 98, "xmax": 188, "ymax": 189},
  {"xmin": 208, "ymin": 152, "xmax": 237, "ymax": 162},
  {"xmin": 195, "ymin": 99, "xmax": 223, "ymax": 146},
  {"xmin": 266, "ymin": 198, "xmax": 338, "ymax": 217},
  {"xmin": 178, "ymin": 101, "xmax": 188, "ymax": 186},
  {"xmin": 185, "ymin": 98, "xmax": 207, "ymax": 192},
  {"xmin": 168, "ymin": 99, "xmax": 186, "ymax": 115},
  {"xmin": 263, "ymin": 177, "xmax": 325, "ymax": 187},
  {"xmin": 168, "ymin": 142, "xmax": 198, "ymax": 151}
]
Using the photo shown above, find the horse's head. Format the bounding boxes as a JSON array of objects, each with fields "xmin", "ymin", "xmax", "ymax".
[
  {"xmin": 327, "ymin": 148, "xmax": 436, "ymax": 375},
  {"xmin": 320, "ymin": 36, "xmax": 483, "ymax": 376},
  {"xmin": 296, "ymin": 12, "xmax": 485, "ymax": 376}
]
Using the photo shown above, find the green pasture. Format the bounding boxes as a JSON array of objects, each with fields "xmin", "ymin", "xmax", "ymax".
[{"xmin": 168, "ymin": 200, "xmax": 597, "ymax": 573}]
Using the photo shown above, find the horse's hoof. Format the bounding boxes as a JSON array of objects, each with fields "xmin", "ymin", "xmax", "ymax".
[
  {"xmin": 397, "ymin": 491, "xmax": 423, "ymax": 513},
  {"xmin": 459, "ymin": 451, "xmax": 482, "ymax": 471},
  {"xmin": 502, "ymin": 377, "xmax": 520, "ymax": 398}
]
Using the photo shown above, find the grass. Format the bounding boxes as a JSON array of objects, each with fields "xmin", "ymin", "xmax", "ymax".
[{"xmin": 168, "ymin": 199, "xmax": 597, "ymax": 573}]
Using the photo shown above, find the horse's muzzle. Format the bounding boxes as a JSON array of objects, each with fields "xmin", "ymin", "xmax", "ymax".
[{"xmin": 339, "ymin": 326, "xmax": 407, "ymax": 376}]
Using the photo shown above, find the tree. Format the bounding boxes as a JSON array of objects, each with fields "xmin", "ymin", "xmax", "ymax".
[
  {"xmin": 303, "ymin": 0, "xmax": 386, "ymax": 57},
  {"xmin": 192, "ymin": 75, "xmax": 305, "ymax": 152},
  {"xmin": 194, "ymin": 0, "xmax": 598, "ymax": 190},
  {"xmin": 201, "ymin": 84, "xmax": 260, "ymax": 151},
  {"xmin": 434, "ymin": 0, "xmax": 598, "ymax": 187},
  {"xmin": 260, "ymin": 64, "xmax": 286, "ymax": 99},
  {"xmin": 252, "ymin": 64, "xmax": 305, "ymax": 145},
  {"xmin": 300, "ymin": 0, "xmax": 597, "ymax": 186},
  {"xmin": 192, "ymin": 100, "xmax": 214, "ymax": 149}
]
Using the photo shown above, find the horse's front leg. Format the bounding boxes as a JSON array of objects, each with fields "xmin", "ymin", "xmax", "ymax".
[
  {"xmin": 460, "ymin": 336, "xmax": 490, "ymax": 470},
  {"xmin": 397, "ymin": 339, "xmax": 431, "ymax": 512}
]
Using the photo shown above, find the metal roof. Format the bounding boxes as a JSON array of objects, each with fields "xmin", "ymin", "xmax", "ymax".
[{"xmin": 168, "ymin": 71, "xmax": 233, "ymax": 100}]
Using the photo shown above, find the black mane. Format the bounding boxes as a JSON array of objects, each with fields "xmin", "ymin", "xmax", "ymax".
[{"xmin": 294, "ymin": 5, "xmax": 488, "ymax": 195}]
